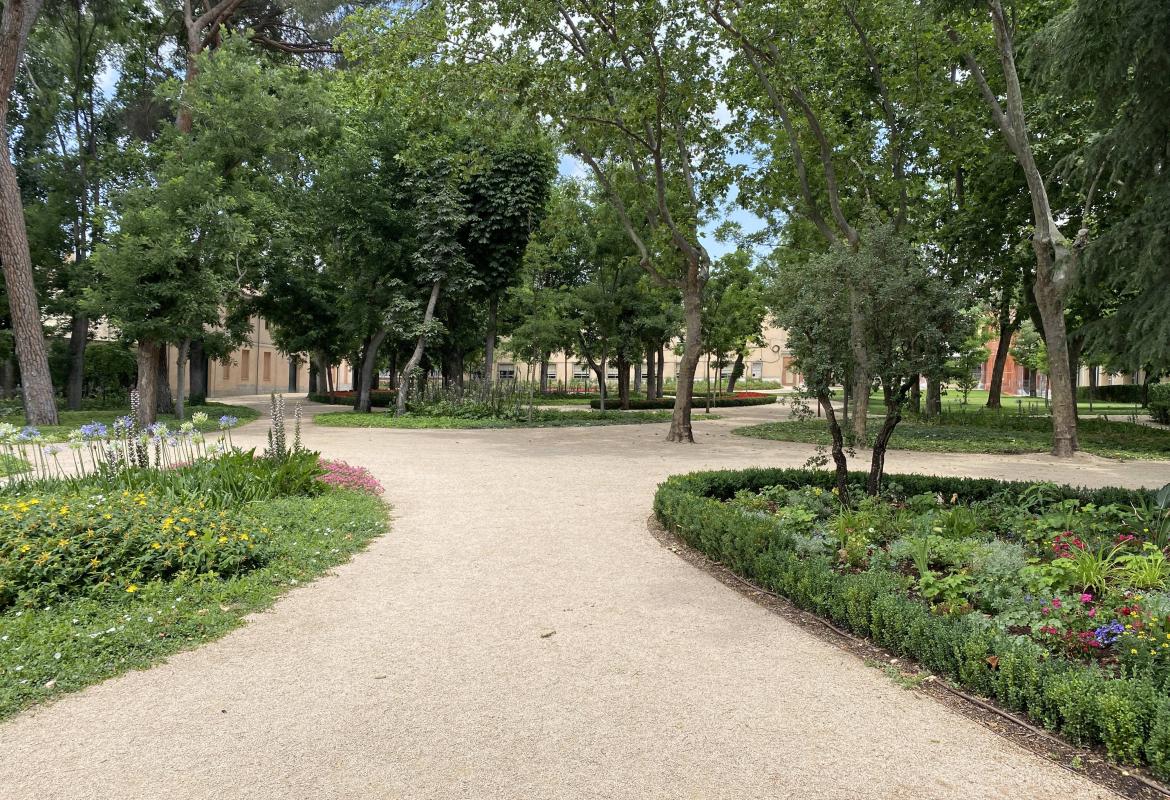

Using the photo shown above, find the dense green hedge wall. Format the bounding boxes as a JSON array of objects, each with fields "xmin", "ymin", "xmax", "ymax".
[
  {"xmin": 1077, "ymin": 384, "xmax": 1147, "ymax": 404},
  {"xmin": 1151, "ymin": 384, "xmax": 1170, "ymax": 425},
  {"xmin": 653, "ymin": 467, "xmax": 1169, "ymax": 777},
  {"xmin": 309, "ymin": 391, "xmax": 395, "ymax": 407},
  {"xmin": 589, "ymin": 395, "xmax": 776, "ymax": 410}
]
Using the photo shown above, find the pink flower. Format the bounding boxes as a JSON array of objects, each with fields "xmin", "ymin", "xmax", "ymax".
[
  {"xmin": 1088, "ymin": 607, "xmax": 1098, "ymax": 618},
  {"xmin": 1080, "ymin": 593, "xmax": 1093, "ymax": 603},
  {"xmin": 1050, "ymin": 598, "xmax": 1062, "ymax": 609}
]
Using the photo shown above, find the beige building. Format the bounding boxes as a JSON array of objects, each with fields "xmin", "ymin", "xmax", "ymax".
[{"xmin": 498, "ymin": 323, "xmax": 799, "ymax": 389}]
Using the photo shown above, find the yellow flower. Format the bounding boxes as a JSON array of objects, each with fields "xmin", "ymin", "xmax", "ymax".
[
  {"xmin": 162, "ymin": 517, "xmax": 175, "ymax": 529},
  {"xmin": 218, "ymin": 536, "xmax": 228, "ymax": 544},
  {"xmin": 126, "ymin": 584, "xmax": 138, "ymax": 593},
  {"xmin": 151, "ymin": 542, "xmax": 162, "ymax": 550},
  {"xmin": 1131, "ymin": 648, "xmax": 1139, "ymax": 655},
  {"xmin": 27, "ymin": 498, "xmax": 39, "ymax": 505},
  {"xmin": 57, "ymin": 539, "xmax": 69, "ymax": 547},
  {"xmin": 187, "ymin": 530, "xmax": 197, "ymax": 538},
  {"xmin": 239, "ymin": 533, "xmax": 249, "ymax": 541},
  {"xmin": 19, "ymin": 544, "xmax": 31, "ymax": 553},
  {"xmin": 89, "ymin": 558, "xmax": 100, "ymax": 568}
]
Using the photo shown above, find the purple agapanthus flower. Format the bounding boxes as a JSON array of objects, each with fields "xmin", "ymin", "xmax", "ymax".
[
  {"xmin": 17, "ymin": 426, "xmax": 40, "ymax": 440},
  {"xmin": 218, "ymin": 415, "xmax": 238, "ymax": 428}
]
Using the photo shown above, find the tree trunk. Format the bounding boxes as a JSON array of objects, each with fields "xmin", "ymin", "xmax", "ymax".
[
  {"xmin": 356, "ymin": 330, "xmax": 388, "ymax": 413},
  {"xmin": 986, "ymin": 318, "xmax": 1015, "ymax": 410},
  {"xmin": 866, "ymin": 381, "xmax": 914, "ymax": 496},
  {"xmin": 539, "ymin": 357, "xmax": 550, "ymax": 394},
  {"xmin": 726, "ymin": 351, "xmax": 745, "ymax": 394},
  {"xmin": 308, "ymin": 359, "xmax": 318, "ymax": 394},
  {"xmin": 1066, "ymin": 333, "xmax": 1083, "ymax": 420},
  {"xmin": 1034, "ymin": 272, "xmax": 1077, "ymax": 454},
  {"xmin": 633, "ymin": 361, "xmax": 642, "ymax": 395},
  {"xmin": 925, "ymin": 376, "xmax": 942, "ymax": 418},
  {"xmin": 669, "ymin": 286, "xmax": 703, "ymax": 443},
  {"xmin": 483, "ymin": 294, "xmax": 497, "ymax": 395},
  {"xmin": 174, "ymin": 337, "xmax": 190, "ymax": 420},
  {"xmin": 910, "ymin": 376, "xmax": 921, "ymax": 414},
  {"xmin": 617, "ymin": 356, "xmax": 630, "ymax": 410},
  {"xmin": 189, "ymin": 339, "xmax": 208, "ymax": 399},
  {"xmin": 135, "ymin": 339, "xmax": 160, "ymax": 427},
  {"xmin": 156, "ymin": 346, "xmax": 174, "ymax": 414},
  {"xmin": 0, "ymin": 0, "xmax": 56, "ymax": 426},
  {"xmin": 656, "ymin": 346, "xmax": 664, "ymax": 399},
  {"xmin": 288, "ymin": 355, "xmax": 298, "ymax": 392},
  {"xmin": 817, "ymin": 391, "xmax": 850, "ymax": 505},
  {"xmin": 396, "ymin": 281, "xmax": 442, "ymax": 416},
  {"xmin": 644, "ymin": 344, "xmax": 656, "ymax": 399},
  {"xmin": 848, "ymin": 288, "xmax": 869, "ymax": 442},
  {"xmin": 65, "ymin": 313, "xmax": 88, "ymax": 410}
]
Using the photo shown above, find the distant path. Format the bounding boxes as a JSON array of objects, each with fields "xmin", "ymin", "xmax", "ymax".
[{"xmin": 2, "ymin": 396, "xmax": 1165, "ymax": 799}]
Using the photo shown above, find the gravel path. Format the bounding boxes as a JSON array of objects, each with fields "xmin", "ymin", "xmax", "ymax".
[{"xmin": 2, "ymin": 399, "xmax": 1168, "ymax": 800}]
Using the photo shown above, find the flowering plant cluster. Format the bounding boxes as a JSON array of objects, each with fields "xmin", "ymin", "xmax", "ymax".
[
  {"xmin": 0, "ymin": 489, "xmax": 268, "ymax": 610},
  {"xmin": 316, "ymin": 460, "xmax": 383, "ymax": 495}
]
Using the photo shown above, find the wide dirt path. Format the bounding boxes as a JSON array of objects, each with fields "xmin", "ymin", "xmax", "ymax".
[{"xmin": 2, "ymin": 401, "xmax": 1168, "ymax": 799}]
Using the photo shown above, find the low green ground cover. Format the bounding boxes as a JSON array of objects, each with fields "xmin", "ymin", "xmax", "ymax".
[
  {"xmin": 0, "ymin": 421, "xmax": 388, "ymax": 718},
  {"xmin": 655, "ymin": 468, "xmax": 1170, "ymax": 777},
  {"xmin": 588, "ymin": 393, "xmax": 776, "ymax": 410},
  {"xmin": 736, "ymin": 414, "xmax": 1170, "ymax": 460},
  {"xmin": 314, "ymin": 409, "xmax": 688, "ymax": 429}
]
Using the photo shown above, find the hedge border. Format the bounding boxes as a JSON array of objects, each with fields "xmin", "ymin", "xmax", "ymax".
[
  {"xmin": 1150, "ymin": 385, "xmax": 1170, "ymax": 425},
  {"xmin": 653, "ymin": 466, "xmax": 1170, "ymax": 779},
  {"xmin": 589, "ymin": 395, "xmax": 777, "ymax": 410}
]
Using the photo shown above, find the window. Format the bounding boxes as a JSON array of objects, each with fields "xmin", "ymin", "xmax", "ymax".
[
  {"xmin": 720, "ymin": 365, "xmax": 734, "ymax": 377},
  {"xmin": 498, "ymin": 363, "xmax": 516, "ymax": 381},
  {"xmin": 263, "ymin": 351, "xmax": 272, "ymax": 382},
  {"xmin": 240, "ymin": 350, "xmax": 251, "ymax": 381},
  {"xmin": 573, "ymin": 362, "xmax": 590, "ymax": 379},
  {"xmin": 606, "ymin": 366, "xmax": 618, "ymax": 379},
  {"xmin": 751, "ymin": 361, "xmax": 763, "ymax": 379},
  {"xmin": 222, "ymin": 359, "xmax": 231, "ymax": 380},
  {"xmin": 546, "ymin": 364, "xmax": 558, "ymax": 379}
]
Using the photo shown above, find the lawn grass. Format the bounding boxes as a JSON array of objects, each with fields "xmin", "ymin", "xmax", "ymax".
[
  {"xmin": 1, "ymin": 402, "xmax": 260, "ymax": 442},
  {"xmin": 873, "ymin": 389, "xmax": 1147, "ymax": 417},
  {"xmin": 734, "ymin": 415, "xmax": 1170, "ymax": 460},
  {"xmin": 314, "ymin": 409, "xmax": 701, "ymax": 429},
  {"xmin": 0, "ymin": 489, "xmax": 388, "ymax": 719}
]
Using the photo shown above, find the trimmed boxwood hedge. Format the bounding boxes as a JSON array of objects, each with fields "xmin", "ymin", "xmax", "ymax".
[
  {"xmin": 309, "ymin": 391, "xmax": 395, "ymax": 407},
  {"xmin": 1151, "ymin": 384, "xmax": 1170, "ymax": 425},
  {"xmin": 589, "ymin": 395, "xmax": 777, "ymax": 410},
  {"xmin": 653, "ymin": 466, "xmax": 1170, "ymax": 778},
  {"xmin": 1077, "ymin": 384, "xmax": 1147, "ymax": 405}
]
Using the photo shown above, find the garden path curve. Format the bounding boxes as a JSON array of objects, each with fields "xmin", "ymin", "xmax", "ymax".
[{"xmin": 3, "ymin": 399, "xmax": 1169, "ymax": 800}]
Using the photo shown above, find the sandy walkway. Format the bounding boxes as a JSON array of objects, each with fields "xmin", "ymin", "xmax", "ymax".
[{"xmin": 2, "ymin": 399, "xmax": 1167, "ymax": 800}]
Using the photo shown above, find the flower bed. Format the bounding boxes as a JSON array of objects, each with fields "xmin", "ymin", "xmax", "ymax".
[
  {"xmin": 317, "ymin": 459, "xmax": 384, "ymax": 495},
  {"xmin": 654, "ymin": 467, "xmax": 1170, "ymax": 777}
]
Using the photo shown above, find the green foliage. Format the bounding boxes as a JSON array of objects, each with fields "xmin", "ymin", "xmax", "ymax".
[
  {"xmin": 0, "ymin": 489, "xmax": 388, "ymax": 719},
  {"xmin": 313, "ymin": 409, "xmax": 687, "ymax": 429},
  {"xmin": 735, "ymin": 415, "xmax": 1170, "ymax": 461},
  {"xmin": 47, "ymin": 340, "xmax": 137, "ymax": 401},
  {"xmin": 653, "ymin": 466, "xmax": 1170, "ymax": 776},
  {"xmin": 0, "ymin": 490, "xmax": 270, "ymax": 611},
  {"xmin": 588, "ymin": 395, "xmax": 775, "ymax": 410},
  {"xmin": 1150, "ymin": 384, "xmax": 1170, "ymax": 425},
  {"xmin": 1077, "ymin": 384, "xmax": 1147, "ymax": 405}
]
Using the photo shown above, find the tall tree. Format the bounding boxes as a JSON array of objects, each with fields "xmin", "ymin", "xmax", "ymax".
[
  {"xmin": 456, "ymin": 0, "xmax": 730, "ymax": 442},
  {"xmin": 945, "ymin": 0, "xmax": 1090, "ymax": 456},
  {"xmin": 0, "ymin": 0, "xmax": 57, "ymax": 424}
]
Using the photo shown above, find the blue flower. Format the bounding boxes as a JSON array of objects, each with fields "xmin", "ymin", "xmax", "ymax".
[
  {"xmin": 1094, "ymin": 621, "xmax": 1126, "ymax": 646},
  {"xmin": 218, "ymin": 415, "xmax": 238, "ymax": 429},
  {"xmin": 113, "ymin": 416, "xmax": 134, "ymax": 432},
  {"xmin": 17, "ymin": 426, "xmax": 40, "ymax": 441},
  {"xmin": 79, "ymin": 422, "xmax": 109, "ymax": 440}
]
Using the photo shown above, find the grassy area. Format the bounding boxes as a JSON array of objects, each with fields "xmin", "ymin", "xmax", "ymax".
[
  {"xmin": 876, "ymin": 389, "xmax": 1147, "ymax": 417},
  {"xmin": 734, "ymin": 414, "xmax": 1170, "ymax": 460},
  {"xmin": 314, "ymin": 409, "xmax": 707, "ymax": 429},
  {"xmin": 0, "ymin": 489, "xmax": 388, "ymax": 719},
  {"xmin": 0, "ymin": 402, "xmax": 259, "ymax": 442}
]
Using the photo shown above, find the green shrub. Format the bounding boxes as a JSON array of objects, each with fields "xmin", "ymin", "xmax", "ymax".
[
  {"xmin": 1076, "ymin": 384, "xmax": 1146, "ymax": 404},
  {"xmin": 1151, "ymin": 384, "xmax": 1170, "ymax": 424},
  {"xmin": 653, "ymin": 466, "xmax": 1163, "ymax": 772},
  {"xmin": 0, "ymin": 489, "xmax": 270, "ymax": 610}
]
